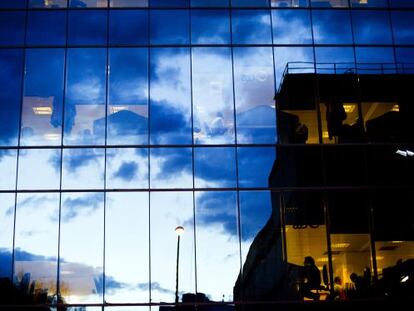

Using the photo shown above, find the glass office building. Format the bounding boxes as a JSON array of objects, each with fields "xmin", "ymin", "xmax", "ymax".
[{"xmin": 0, "ymin": 0, "xmax": 413, "ymax": 309}]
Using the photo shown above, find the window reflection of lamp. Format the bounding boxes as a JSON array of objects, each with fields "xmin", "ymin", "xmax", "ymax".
[
  {"xmin": 33, "ymin": 107, "xmax": 53, "ymax": 115},
  {"xmin": 44, "ymin": 134, "xmax": 60, "ymax": 141},
  {"xmin": 392, "ymin": 105, "xmax": 399, "ymax": 112}
]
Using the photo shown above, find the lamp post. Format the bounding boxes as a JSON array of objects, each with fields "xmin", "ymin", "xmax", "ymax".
[{"xmin": 175, "ymin": 226, "xmax": 184, "ymax": 304}]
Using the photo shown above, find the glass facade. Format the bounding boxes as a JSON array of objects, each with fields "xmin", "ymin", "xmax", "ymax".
[{"xmin": 0, "ymin": 0, "xmax": 413, "ymax": 310}]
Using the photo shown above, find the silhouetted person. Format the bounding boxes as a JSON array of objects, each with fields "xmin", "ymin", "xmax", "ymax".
[
  {"xmin": 300, "ymin": 256, "xmax": 322, "ymax": 301},
  {"xmin": 326, "ymin": 100, "xmax": 346, "ymax": 140},
  {"xmin": 333, "ymin": 276, "xmax": 346, "ymax": 300}
]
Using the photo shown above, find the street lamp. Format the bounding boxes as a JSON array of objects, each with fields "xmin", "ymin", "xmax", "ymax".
[{"xmin": 175, "ymin": 226, "xmax": 184, "ymax": 304}]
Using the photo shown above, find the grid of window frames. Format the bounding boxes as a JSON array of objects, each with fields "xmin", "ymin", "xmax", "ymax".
[{"xmin": 0, "ymin": 0, "xmax": 413, "ymax": 309}]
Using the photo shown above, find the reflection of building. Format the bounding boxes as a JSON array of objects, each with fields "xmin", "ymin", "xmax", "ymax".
[{"xmin": 234, "ymin": 66, "xmax": 414, "ymax": 304}]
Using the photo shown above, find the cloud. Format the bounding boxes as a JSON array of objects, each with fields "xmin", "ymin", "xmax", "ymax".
[
  {"xmin": 62, "ymin": 193, "xmax": 104, "ymax": 222},
  {"xmin": 112, "ymin": 161, "xmax": 139, "ymax": 181},
  {"xmin": 63, "ymin": 148, "xmax": 102, "ymax": 173}
]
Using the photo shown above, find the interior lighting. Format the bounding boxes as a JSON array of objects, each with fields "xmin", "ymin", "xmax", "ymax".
[
  {"xmin": 343, "ymin": 104, "xmax": 356, "ymax": 113},
  {"xmin": 331, "ymin": 243, "xmax": 350, "ymax": 249},
  {"xmin": 33, "ymin": 107, "xmax": 52, "ymax": 115}
]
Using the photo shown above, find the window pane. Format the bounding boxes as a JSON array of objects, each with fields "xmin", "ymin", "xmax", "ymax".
[
  {"xmin": 27, "ymin": 11, "xmax": 66, "ymax": 46},
  {"xmin": 350, "ymin": 0, "xmax": 388, "ymax": 7},
  {"xmin": 21, "ymin": 49, "xmax": 65, "ymax": 146},
  {"xmin": 232, "ymin": 10, "xmax": 272, "ymax": 44},
  {"xmin": 234, "ymin": 47, "xmax": 276, "ymax": 144},
  {"xmin": 150, "ymin": 10, "xmax": 190, "ymax": 45},
  {"xmin": 60, "ymin": 192, "xmax": 104, "ymax": 303},
  {"xmin": 150, "ymin": 192, "xmax": 195, "ymax": 302},
  {"xmin": 232, "ymin": 0, "xmax": 269, "ymax": 6},
  {"xmin": 14, "ymin": 193, "xmax": 59, "ymax": 299},
  {"xmin": 69, "ymin": 0, "xmax": 108, "ymax": 7},
  {"xmin": 62, "ymin": 148, "xmax": 105, "ymax": 189},
  {"xmin": 191, "ymin": 10, "xmax": 230, "ymax": 45},
  {"xmin": 352, "ymin": 10, "xmax": 392, "ymax": 45},
  {"xmin": 237, "ymin": 147, "xmax": 275, "ymax": 188},
  {"xmin": 106, "ymin": 148, "xmax": 148, "ymax": 189},
  {"xmin": 355, "ymin": 47, "xmax": 395, "ymax": 74},
  {"xmin": 108, "ymin": 48, "xmax": 148, "ymax": 145},
  {"xmin": 109, "ymin": 10, "xmax": 148, "ymax": 45},
  {"xmin": 151, "ymin": 0, "xmax": 189, "ymax": 6},
  {"xmin": 274, "ymin": 46, "xmax": 314, "ymax": 88},
  {"xmin": 192, "ymin": 48, "xmax": 235, "ymax": 144},
  {"xmin": 272, "ymin": 9, "xmax": 312, "ymax": 44},
  {"xmin": 105, "ymin": 192, "xmax": 149, "ymax": 302},
  {"xmin": 195, "ymin": 191, "xmax": 239, "ymax": 302},
  {"xmin": 150, "ymin": 48, "xmax": 192, "ymax": 144},
  {"xmin": 0, "ymin": 150, "xmax": 17, "ymax": 190},
  {"xmin": 17, "ymin": 149, "xmax": 61, "ymax": 190},
  {"xmin": 110, "ymin": 0, "xmax": 148, "ymax": 6},
  {"xmin": 194, "ymin": 147, "xmax": 236, "ymax": 188},
  {"xmin": 390, "ymin": 0, "xmax": 414, "ymax": 8},
  {"xmin": 312, "ymin": 10, "xmax": 353, "ymax": 44},
  {"xmin": 64, "ymin": 48, "xmax": 106, "ymax": 145},
  {"xmin": 29, "ymin": 0, "xmax": 67, "ymax": 7},
  {"xmin": 150, "ymin": 148, "xmax": 192, "ymax": 189},
  {"xmin": 391, "ymin": 11, "xmax": 414, "ymax": 45},
  {"xmin": 0, "ymin": 50, "xmax": 23, "ymax": 146},
  {"xmin": 0, "ymin": 194, "xmax": 15, "ymax": 280},
  {"xmin": 68, "ymin": 10, "xmax": 107, "ymax": 45},
  {"xmin": 311, "ymin": 0, "xmax": 348, "ymax": 7},
  {"xmin": 271, "ymin": 0, "xmax": 309, "ymax": 7},
  {"xmin": 315, "ymin": 47, "xmax": 355, "ymax": 74},
  {"xmin": 0, "ymin": 12, "xmax": 25, "ymax": 46},
  {"xmin": 191, "ymin": 0, "xmax": 229, "ymax": 7},
  {"xmin": 395, "ymin": 48, "xmax": 414, "ymax": 74},
  {"xmin": 0, "ymin": 0, "xmax": 26, "ymax": 8}
]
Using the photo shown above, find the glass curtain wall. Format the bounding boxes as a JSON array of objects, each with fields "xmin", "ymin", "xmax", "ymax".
[{"xmin": 0, "ymin": 0, "xmax": 413, "ymax": 309}]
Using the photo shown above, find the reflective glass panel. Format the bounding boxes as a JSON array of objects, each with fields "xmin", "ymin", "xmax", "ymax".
[
  {"xmin": 150, "ymin": 10, "xmax": 190, "ymax": 45},
  {"xmin": 21, "ymin": 49, "xmax": 65, "ymax": 146},
  {"xmin": 195, "ymin": 191, "xmax": 239, "ymax": 301},
  {"xmin": 62, "ymin": 148, "xmax": 105, "ymax": 189},
  {"xmin": 0, "ymin": 0, "xmax": 26, "ymax": 8},
  {"xmin": 0, "ymin": 12, "xmax": 25, "ymax": 46},
  {"xmin": 390, "ymin": 0, "xmax": 414, "ymax": 8},
  {"xmin": 315, "ymin": 47, "xmax": 355, "ymax": 74},
  {"xmin": 391, "ymin": 11, "xmax": 414, "ymax": 45},
  {"xmin": 18, "ymin": 149, "xmax": 61, "ymax": 190},
  {"xmin": 150, "ymin": 148, "xmax": 192, "ymax": 189},
  {"xmin": 231, "ymin": 10, "xmax": 272, "ymax": 44},
  {"xmin": 29, "ymin": 0, "xmax": 67, "ymax": 7},
  {"xmin": 109, "ymin": 10, "xmax": 148, "ymax": 45},
  {"xmin": 271, "ymin": 0, "xmax": 309, "ymax": 6},
  {"xmin": 106, "ymin": 148, "xmax": 148, "ymax": 189},
  {"xmin": 60, "ymin": 192, "xmax": 104, "ymax": 303},
  {"xmin": 192, "ymin": 47, "xmax": 235, "ymax": 144},
  {"xmin": 14, "ymin": 193, "xmax": 59, "ymax": 299},
  {"xmin": 233, "ymin": 47, "xmax": 276, "ymax": 144},
  {"xmin": 311, "ymin": 0, "xmax": 348, "ymax": 7},
  {"xmin": 237, "ymin": 147, "xmax": 275, "ymax": 188},
  {"xmin": 68, "ymin": 10, "xmax": 107, "ymax": 45},
  {"xmin": 355, "ymin": 47, "xmax": 395, "ymax": 74},
  {"xmin": 0, "ymin": 194, "xmax": 15, "ymax": 280},
  {"xmin": 110, "ymin": 0, "xmax": 148, "ymax": 6},
  {"xmin": 0, "ymin": 150, "xmax": 17, "ymax": 190},
  {"xmin": 191, "ymin": 0, "xmax": 229, "ymax": 7},
  {"xmin": 194, "ymin": 147, "xmax": 237, "ymax": 188},
  {"xmin": 232, "ymin": 0, "xmax": 269, "ymax": 6},
  {"xmin": 191, "ymin": 10, "xmax": 230, "ymax": 45},
  {"xmin": 65, "ymin": 48, "xmax": 106, "ymax": 145},
  {"xmin": 395, "ymin": 48, "xmax": 414, "ymax": 74},
  {"xmin": 150, "ymin": 48, "xmax": 192, "ymax": 144},
  {"xmin": 105, "ymin": 192, "xmax": 149, "ymax": 302},
  {"xmin": 151, "ymin": 0, "xmax": 189, "ymax": 6},
  {"xmin": 240, "ymin": 191, "xmax": 272, "ymax": 263},
  {"xmin": 274, "ymin": 47, "xmax": 314, "ymax": 89},
  {"xmin": 108, "ymin": 48, "xmax": 148, "ymax": 145},
  {"xmin": 69, "ymin": 0, "xmax": 108, "ymax": 7},
  {"xmin": 150, "ymin": 192, "xmax": 195, "ymax": 302},
  {"xmin": 272, "ymin": 9, "xmax": 312, "ymax": 44},
  {"xmin": 352, "ymin": 10, "xmax": 392, "ymax": 45},
  {"xmin": 350, "ymin": 0, "xmax": 388, "ymax": 7},
  {"xmin": 27, "ymin": 11, "xmax": 66, "ymax": 46},
  {"xmin": 0, "ymin": 50, "xmax": 23, "ymax": 146},
  {"xmin": 312, "ymin": 10, "xmax": 353, "ymax": 44}
]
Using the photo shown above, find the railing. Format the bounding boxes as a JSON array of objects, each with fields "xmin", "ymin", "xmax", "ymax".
[{"xmin": 278, "ymin": 62, "xmax": 414, "ymax": 94}]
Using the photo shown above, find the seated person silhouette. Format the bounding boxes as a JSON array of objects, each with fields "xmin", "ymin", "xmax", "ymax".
[{"xmin": 300, "ymin": 256, "xmax": 322, "ymax": 301}]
